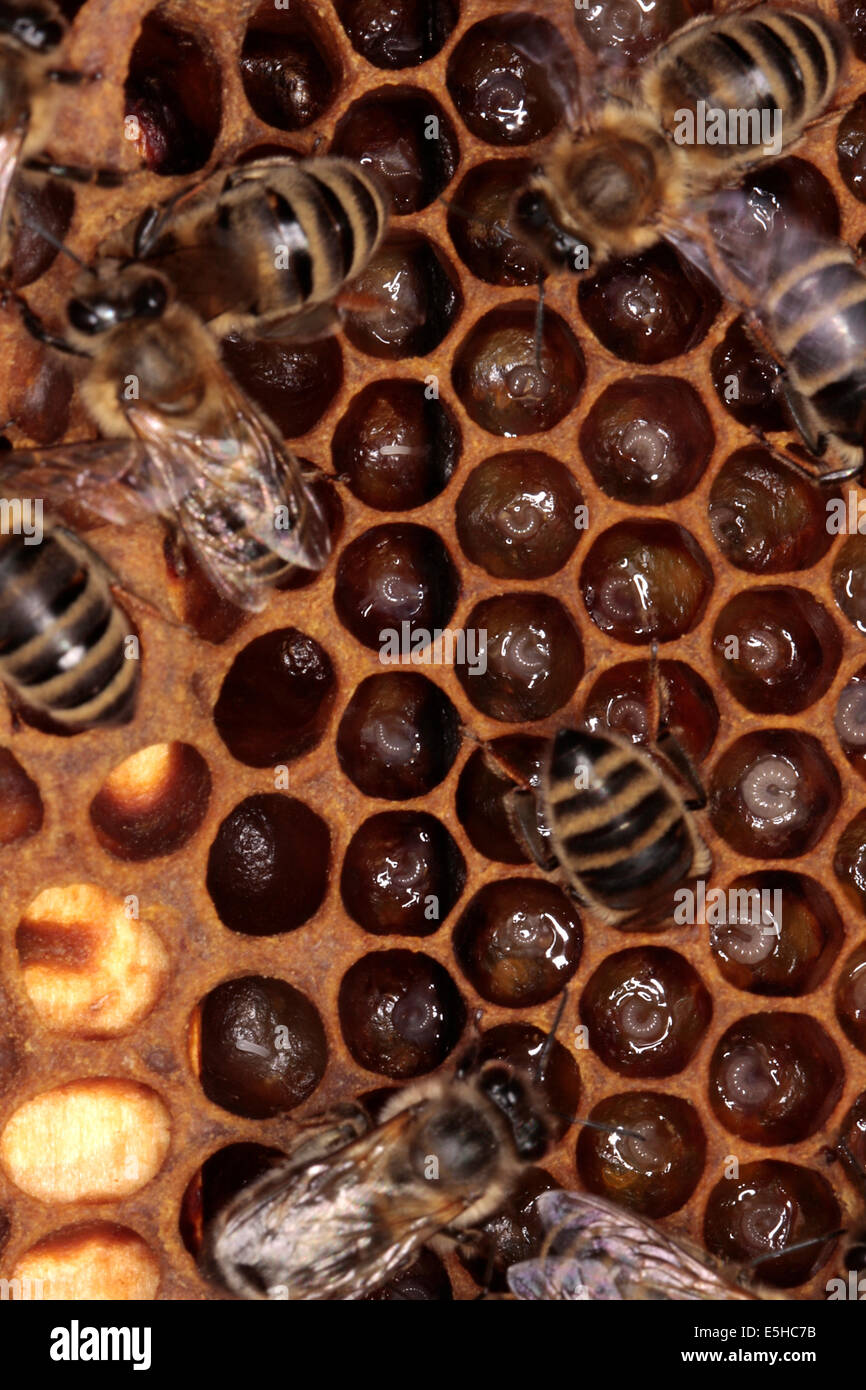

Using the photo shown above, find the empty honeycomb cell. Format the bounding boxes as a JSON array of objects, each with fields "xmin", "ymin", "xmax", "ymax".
[
  {"xmin": 15, "ymin": 883, "xmax": 169, "ymax": 1038},
  {"xmin": 335, "ymin": 0, "xmax": 459, "ymax": 67},
  {"xmin": 9, "ymin": 177, "xmax": 74, "ymax": 289},
  {"xmin": 123, "ymin": 9, "xmax": 221, "ymax": 175},
  {"xmin": 451, "ymin": 303, "xmax": 585, "ymax": 436},
  {"xmin": 456, "ymin": 734, "xmax": 547, "ymax": 863},
  {"xmin": 576, "ymin": 1091, "xmax": 706, "ymax": 1218},
  {"xmin": 11, "ymin": 1223, "xmax": 160, "ymax": 1301},
  {"xmin": 455, "ymin": 592, "xmax": 584, "ymax": 722},
  {"xmin": 708, "ymin": 448, "xmax": 834, "ymax": 573},
  {"xmin": 579, "ymin": 520, "xmax": 713, "ymax": 645},
  {"xmin": 452, "ymin": 878, "xmax": 582, "ymax": 1007},
  {"xmin": 708, "ymin": 1013, "xmax": 844, "ymax": 1145},
  {"xmin": 582, "ymin": 659, "xmax": 719, "ymax": 764},
  {"xmin": 364, "ymin": 1247, "xmax": 452, "ymax": 1300},
  {"xmin": 338, "ymin": 949, "xmax": 466, "ymax": 1078},
  {"xmin": 711, "ymin": 588, "xmax": 841, "ymax": 716},
  {"xmin": 703, "ymin": 1162, "xmax": 841, "ymax": 1289},
  {"xmin": 580, "ymin": 948, "xmax": 712, "ymax": 1079},
  {"xmin": 240, "ymin": 0, "xmax": 339, "ymax": 131},
  {"xmin": 180, "ymin": 1142, "xmax": 287, "ymax": 1261},
  {"xmin": 220, "ymin": 333, "xmax": 343, "ymax": 438},
  {"xmin": 89, "ymin": 742, "xmax": 211, "ymax": 861},
  {"xmin": 446, "ymin": 159, "xmax": 543, "ymax": 286},
  {"xmin": 446, "ymin": 14, "xmax": 574, "ymax": 146},
  {"xmin": 342, "ymin": 232, "xmax": 461, "ymax": 360},
  {"xmin": 336, "ymin": 672, "xmax": 460, "ymax": 799},
  {"xmin": 835, "ymin": 664, "xmax": 866, "ymax": 777},
  {"xmin": 573, "ymin": 0, "xmax": 709, "ymax": 60},
  {"xmin": 198, "ymin": 975, "xmax": 327, "ymax": 1119},
  {"xmin": 834, "ymin": 809, "xmax": 866, "ymax": 917},
  {"xmin": 831, "ymin": 533, "xmax": 866, "ymax": 636},
  {"xmin": 334, "ymin": 523, "xmax": 460, "ymax": 652},
  {"xmin": 709, "ymin": 158, "xmax": 840, "ymax": 274},
  {"xmin": 579, "ymin": 375, "xmax": 713, "ymax": 505},
  {"xmin": 578, "ymin": 246, "xmax": 719, "ymax": 365},
  {"xmin": 710, "ymin": 317, "xmax": 788, "ymax": 433},
  {"xmin": 331, "ymin": 89, "xmax": 457, "ymax": 215},
  {"xmin": 0, "ymin": 1079, "xmax": 170, "ymax": 1203},
  {"xmin": 837, "ymin": 94, "xmax": 866, "ymax": 203},
  {"xmin": 710, "ymin": 731, "xmax": 841, "ymax": 859},
  {"xmin": 0, "ymin": 748, "xmax": 42, "ymax": 846},
  {"xmin": 476, "ymin": 1022, "xmax": 581, "ymax": 1142},
  {"xmin": 331, "ymin": 378, "xmax": 460, "ymax": 511},
  {"xmin": 458, "ymin": 1167, "xmax": 560, "ymax": 1292},
  {"xmin": 213, "ymin": 628, "xmax": 335, "ymax": 769},
  {"xmin": 709, "ymin": 872, "xmax": 843, "ymax": 999},
  {"xmin": 340, "ymin": 810, "xmax": 466, "ymax": 936},
  {"xmin": 834, "ymin": 942, "xmax": 866, "ymax": 1053},
  {"xmin": 455, "ymin": 451, "xmax": 584, "ymax": 579},
  {"xmin": 206, "ymin": 794, "xmax": 330, "ymax": 936}
]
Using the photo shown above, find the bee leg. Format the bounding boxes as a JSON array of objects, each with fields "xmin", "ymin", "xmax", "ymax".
[
  {"xmin": 13, "ymin": 297, "xmax": 85, "ymax": 357},
  {"xmin": 108, "ymin": 581, "xmax": 190, "ymax": 634},
  {"xmin": 504, "ymin": 787, "xmax": 558, "ymax": 872},
  {"xmin": 647, "ymin": 640, "xmax": 706, "ymax": 809}
]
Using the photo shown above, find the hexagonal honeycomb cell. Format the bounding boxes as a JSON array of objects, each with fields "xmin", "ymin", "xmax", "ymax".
[{"xmin": 0, "ymin": 0, "xmax": 865, "ymax": 1307}]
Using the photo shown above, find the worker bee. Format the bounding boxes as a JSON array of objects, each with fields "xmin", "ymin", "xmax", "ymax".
[
  {"xmin": 0, "ymin": 521, "xmax": 138, "ymax": 732},
  {"xmin": 485, "ymin": 721, "xmax": 710, "ymax": 928},
  {"xmin": 0, "ymin": 0, "xmax": 123, "ymax": 271},
  {"xmin": 507, "ymin": 1191, "xmax": 773, "ymax": 1301},
  {"xmin": 116, "ymin": 155, "xmax": 388, "ymax": 339},
  {"xmin": 517, "ymin": 5, "xmax": 846, "ymax": 273},
  {"xmin": 2, "ymin": 258, "xmax": 332, "ymax": 610},
  {"xmin": 205, "ymin": 1032, "xmax": 561, "ymax": 1300}
]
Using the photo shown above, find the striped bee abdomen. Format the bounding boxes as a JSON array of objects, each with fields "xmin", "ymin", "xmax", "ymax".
[
  {"xmin": 0, "ymin": 527, "xmax": 138, "ymax": 731},
  {"xmin": 543, "ymin": 729, "xmax": 697, "ymax": 917},
  {"xmin": 652, "ymin": 6, "xmax": 845, "ymax": 160}
]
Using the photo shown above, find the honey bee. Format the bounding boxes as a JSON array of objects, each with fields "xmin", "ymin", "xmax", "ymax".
[
  {"xmin": 117, "ymin": 155, "xmax": 388, "ymax": 339},
  {"xmin": 2, "ymin": 259, "xmax": 332, "ymax": 610},
  {"xmin": 517, "ymin": 5, "xmax": 846, "ymax": 273},
  {"xmin": 507, "ymin": 1191, "xmax": 771, "ymax": 1301},
  {"xmin": 205, "ymin": 1035, "xmax": 561, "ymax": 1300},
  {"xmin": 485, "ymin": 723, "xmax": 710, "ymax": 928},
  {"xmin": 677, "ymin": 204, "xmax": 866, "ymax": 483},
  {"xmin": 0, "ymin": 521, "xmax": 139, "ymax": 731},
  {"xmin": 0, "ymin": 1, "xmax": 122, "ymax": 270}
]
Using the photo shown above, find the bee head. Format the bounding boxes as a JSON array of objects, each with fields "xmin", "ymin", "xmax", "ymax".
[
  {"xmin": 514, "ymin": 186, "xmax": 594, "ymax": 273},
  {"xmin": 0, "ymin": 3, "xmax": 63, "ymax": 52},
  {"xmin": 475, "ymin": 1061, "xmax": 552, "ymax": 1162},
  {"xmin": 67, "ymin": 269, "xmax": 170, "ymax": 338}
]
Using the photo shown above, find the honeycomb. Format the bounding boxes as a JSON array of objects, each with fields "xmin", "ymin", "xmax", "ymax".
[{"xmin": 0, "ymin": 0, "xmax": 866, "ymax": 1300}]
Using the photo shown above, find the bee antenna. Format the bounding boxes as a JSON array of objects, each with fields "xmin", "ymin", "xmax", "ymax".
[
  {"xmin": 19, "ymin": 217, "xmax": 92, "ymax": 274},
  {"xmin": 740, "ymin": 1228, "xmax": 847, "ymax": 1271},
  {"xmin": 534, "ymin": 989, "xmax": 569, "ymax": 1083}
]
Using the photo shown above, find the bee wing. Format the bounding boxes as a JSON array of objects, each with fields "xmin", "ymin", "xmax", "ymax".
[
  {"xmin": 124, "ymin": 372, "xmax": 331, "ymax": 612},
  {"xmin": 209, "ymin": 1106, "xmax": 475, "ymax": 1301},
  {"xmin": 0, "ymin": 440, "xmax": 167, "ymax": 527},
  {"xmin": 508, "ymin": 1191, "xmax": 755, "ymax": 1301}
]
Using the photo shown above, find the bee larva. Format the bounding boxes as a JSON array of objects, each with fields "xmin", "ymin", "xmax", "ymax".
[
  {"xmin": 121, "ymin": 155, "xmax": 388, "ymax": 339},
  {"xmin": 488, "ymin": 726, "xmax": 710, "ymax": 927},
  {"xmin": 205, "ymin": 1037, "xmax": 561, "ymax": 1300},
  {"xmin": 517, "ymin": 5, "xmax": 846, "ymax": 273},
  {"xmin": 0, "ymin": 523, "xmax": 138, "ymax": 731}
]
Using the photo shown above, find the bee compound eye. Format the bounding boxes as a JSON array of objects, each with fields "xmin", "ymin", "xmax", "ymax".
[
  {"xmin": 134, "ymin": 278, "xmax": 168, "ymax": 319},
  {"xmin": 67, "ymin": 298, "xmax": 105, "ymax": 335}
]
